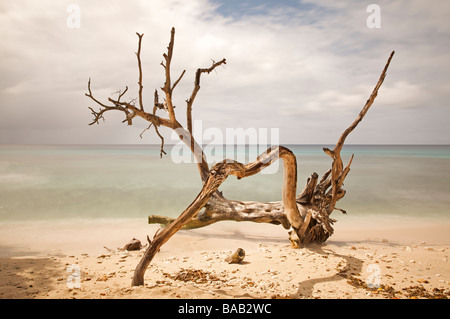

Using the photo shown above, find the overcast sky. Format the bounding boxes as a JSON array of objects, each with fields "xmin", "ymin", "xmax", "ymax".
[{"xmin": 0, "ymin": 0, "xmax": 449, "ymax": 145}]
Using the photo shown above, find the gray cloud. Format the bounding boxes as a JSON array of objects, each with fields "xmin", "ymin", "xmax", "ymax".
[{"xmin": 0, "ymin": 0, "xmax": 449, "ymax": 145}]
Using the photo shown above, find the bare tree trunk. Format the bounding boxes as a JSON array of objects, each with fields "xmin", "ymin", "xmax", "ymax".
[
  {"xmin": 84, "ymin": 27, "xmax": 394, "ymax": 287},
  {"xmin": 132, "ymin": 146, "xmax": 304, "ymax": 285},
  {"xmin": 139, "ymin": 50, "xmax": 395, "ymax": 285},
  {"xmin": 147, "ymin": 50, "xmax": 394, "ymax": 244}
]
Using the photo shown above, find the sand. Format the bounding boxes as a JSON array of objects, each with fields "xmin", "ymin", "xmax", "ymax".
[{"xmin": 0, "ymin": 215, "xmax": 449, "ymax": 299}]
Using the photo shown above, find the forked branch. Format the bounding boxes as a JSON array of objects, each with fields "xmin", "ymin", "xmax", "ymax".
[
  {"xmin": 86, "ymin": 79, "xmax": 133, "ymax": 125},
  {"xmin": 86, "ymin": 27, "xmax": 224, "ymax": 181},
  {"xmin": 324, "ymin": 50, "xmax": 395, "ymax": 214},
  {"xmin": 186, "ymin": 58, "xmax": 227, "ymax": 134}
]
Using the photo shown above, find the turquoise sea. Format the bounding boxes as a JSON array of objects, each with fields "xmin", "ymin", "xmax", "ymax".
[{"xmin": 0, "ymin": 144, "xmax": 449, "ymax": 222}]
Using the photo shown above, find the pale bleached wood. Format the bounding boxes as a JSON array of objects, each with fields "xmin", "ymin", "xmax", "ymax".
[
  {"xmin": 132, "ymin": 146, "xmax": 303, "ymax": 285},
  {"xmin": 85, "ymin": 27, "xmax": 395, "ymax": 287}
]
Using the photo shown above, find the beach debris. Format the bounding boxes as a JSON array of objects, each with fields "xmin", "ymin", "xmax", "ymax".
[
  {"xmin": 225, "ymin": 248, "xmax": 245, "ymax": 264},
  {"xmin": 123, "ymin": 238, "xmax": 143, "ymax": 251},
  {"xmin": 364, "ymin": 253, "xmax": 374, "ymax": 259},
  {"xmin": 402, "ymin": 286, "xmax": 449, "ymax": 299},
  {"xmin": 417, "ymin": 279, "xmax": 429, "ymax": 284},
  {"xmin": 339, "ymin": 270, "xmax": 450, "ymax": 299},
  {"xmin": 96, "ymin": 275, "xmax": 108, "ymax": 282},
  {"xmin": 163, "ymin": 268, "xmax": 224, "ymax": 285},
  {"xmin": 104, "ymin": 238, "xmax": 147, "ymax": 254}
]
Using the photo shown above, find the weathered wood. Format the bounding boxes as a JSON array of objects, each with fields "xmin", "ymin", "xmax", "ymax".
[
  {"xmin": 148, "ymin": 200, "xmax": 291, "ymax": 230},
  {"xmin": 132, "ymin": 146, "xmax": 303, "ymax": 285},
  {"xmin": 146, "ymin": 50, "xmax": 395, "ymax": 248},
  {"xmin": 135, "ymin": 33, "xmax": 144, "ymax": 111},
  {"xmin": 132, "ymin": 169, "xmax": 220, "ymax": 285},
  {"xmin": 297, "ymin": 173, "xmax": 319, "ymax": 204},
  {"xmin": 85, "ymin": 27, "xmax": 395, "ymax": 287},
  {"xmin": 186, "ymin": 58, "xmax": 226, "ymax": 135},
  {"xmin": 324, "ymin": 51, "xmax": 395, "ymax": 215}
]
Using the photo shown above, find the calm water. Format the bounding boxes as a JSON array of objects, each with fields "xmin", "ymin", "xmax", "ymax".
[{"xmin": 0, "ymin": 144, "xmax": 449, "ymax": 222}]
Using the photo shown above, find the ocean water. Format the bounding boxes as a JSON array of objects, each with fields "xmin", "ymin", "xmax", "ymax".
[{"xmin": 0, "ymin": 144, "xmax": 449, "ymax": 222}]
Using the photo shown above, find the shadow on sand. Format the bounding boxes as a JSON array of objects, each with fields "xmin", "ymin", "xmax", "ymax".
[{"xmin": 0, "ymin": 245, "xmax": 65, "ymax": 298}]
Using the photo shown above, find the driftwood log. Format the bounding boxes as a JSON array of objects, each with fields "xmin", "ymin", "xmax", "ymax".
[{"xmin": 85, "ymin": 27, "xmax": 395, "ymax": 286}]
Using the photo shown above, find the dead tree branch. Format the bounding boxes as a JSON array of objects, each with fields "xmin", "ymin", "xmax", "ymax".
[
  {"xmin": 86, "ymin": 27, "xmax": 220, "ymax": 182},
  {"xmin": 186, "ymin": 58, "xmax": 227, "ymax": 134},
  {"xmin": 132, "ymin": 146, "xmax": 302, "ymax": 286},
  {"xmin": 173, "ymin": 70, "xmax": 186, "ymax": 93},
  {"xmin": 323, "ymin": 50, "xmax": 395, "ymax": 215},
  {"xmin": 160, "ymin": 27, "xmax": 177, "ymax": 123},
  {"xmin": 86, "ymin": 79, "xmax": 133, "ymax": 125},
  {"xmin": 147, "ymin": 51, "xmax": 395, "ymax": 247},
  {"xmin": 85, "ymin": 26, "xmax": 395, "ymax": 288},
  {"xmin": 136, "ymin": 33, "xmax": 145, "ymax": 111}
]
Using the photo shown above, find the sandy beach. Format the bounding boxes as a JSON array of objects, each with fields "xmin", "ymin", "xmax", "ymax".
[{"xmin": 0, "ymin": 216, "xmax": 449, "ymax": 299}]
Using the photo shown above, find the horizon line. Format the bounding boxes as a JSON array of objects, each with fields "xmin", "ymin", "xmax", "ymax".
[{"xmin": 1, "ymin": 143, "xmax": 449, "ymax": 147}]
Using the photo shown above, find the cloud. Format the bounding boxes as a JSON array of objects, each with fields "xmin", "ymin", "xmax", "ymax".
[{"xmin": 0, "ymin": 0, "xmax": 449, "ymax": 145}]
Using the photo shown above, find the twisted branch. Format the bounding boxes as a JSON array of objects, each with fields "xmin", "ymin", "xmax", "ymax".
[
  {"xmin": 85, "ymin": 27, "xmax": 395, "ymax": 288},
  {"xmin": 86, "ymin": 79, "xmax": 132, "ymax": 125},
  {"xmin": 132, "ymin": 146, "xmax": 302, "ymax": 286}
]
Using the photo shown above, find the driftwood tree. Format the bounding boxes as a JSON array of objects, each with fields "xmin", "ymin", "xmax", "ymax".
[{"xmin": 86, "ymin": 27, "xmax": 395, "ymax": 286}]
